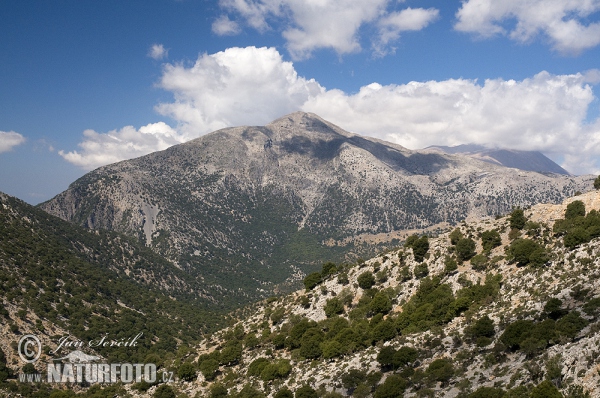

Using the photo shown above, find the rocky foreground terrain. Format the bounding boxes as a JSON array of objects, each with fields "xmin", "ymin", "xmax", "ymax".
[
  {"xmin": 39, "ymin": 112, "xmax": 593, "ymax": 306},
  {"xmin": 135, "ymin": 189, "xmax": 600, "ymax": 398}
]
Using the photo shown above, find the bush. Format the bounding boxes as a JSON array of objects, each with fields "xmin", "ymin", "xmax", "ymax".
[
  {"xmin": 412, "ymin": 236, "xmax": 430, "ymax": 262},
  {"xmin": 595, "ymin": 175, "xmax": 600, "ymax": 190},
  {"xmin": 470, "ymin": 254, "xmax": 488, "ymax": 271},
  {"xmin": 274, "ymin": 387, "xmax": 294, "ymax": 398},
  {"xmin": 358, "ymin": 271, "xmax": 376, "ymax": 289},
  {"xmin": 449, "ymin": 228, "xmax": 463, "ymax": 245},
  {"xmin": 153, "ymin": 385, "xmax": 176, "ymax": 398},
  {"xmin": 467, "ymin": 315, "xmax": 495, "ymax": 340},
  {"xmin": 426, "ymin": 358, "xmax": 454, "ymax": 384},
  {"xmin": 324, "ymin": 297, "xmax": 344, "ymax": 317},
  {"xmin": 295, "ymin": 385, "xmax": 318, "ymax": 398},
  {"xmin": 374, "ymin": 374, "xmax": 408, "ymax": 398},
  {"xmin": 456, "ymin": 238, "xmax": 476, "ymax": 262},
  {"xmin": 530, "ymin": 380, "xmax": 562, "ymax": 398},
  {"xmin": 247, "ymin": 357, "xmax": 270, "ymax": 377},
  {"xmin": 507, "ymin": 238, "xmax": 548, "ymax": 267},
  {"xmin": 303, "ymin": 272, "xmax": 322, "ymax": 290},
  {"xmin": 468, "ymin": 387, "xmax": 505, "ymax": 398},
  {"xmin": 414, "ymin": 263, "xmax": 429, "ymax": 279},
  {"xmin": 210, "ymin": 384, "xmax": 229, "ymax": 398},
  {"xmin": 177, "ymin": 362, "xmax": 196, "ymax": 382},
  {"xmin": 199, "ymin": 358, "xmax": 219, "ymax": 381},
  {"xmin": 565, "ymin": 200, "xmax": 586, "ymax": 219},
  {"xmin": 481, "ymin": 229, "xmax": 502, "ymax": 251},
  {"xmin": 370, "ymin": 292, "xmax": 392, "ymax": 314},
  {"xmin": 509, "ymin": 208, "xmax": 526, "ymax": 230},
  {"xmin": 444, "ymin": 256, "xmax": 458, "ymax": 274}
]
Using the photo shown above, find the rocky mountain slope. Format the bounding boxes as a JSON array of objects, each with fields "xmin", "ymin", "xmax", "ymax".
[
  {"xmin": 426, "ymin": 144, "xmax": 570, "ymax": 176},
  {"xmin": 0, "ymin": 191, "xmax": 223, "ymax": 395},
  {"xmin": 138, "ymin": 190, "xmax": 600, "ymax": 398},
  {"xmin": 40, "ymin": 112, "xmax": 593, "ymax": 305}
]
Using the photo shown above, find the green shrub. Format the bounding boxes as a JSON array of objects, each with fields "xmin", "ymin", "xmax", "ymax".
[
  {"xmin": 456, "ymin": 238, "xmax": 476, "ymax": 262},
  {"xmin": 444, "ymin": 256, "xmax": 458, "ymax": 274},
  {"xmin": 481, "ymin": 229, "xmax": 502, "ymax": 251},
  {"xmin": 530, "ymin": 380, "xmax": 562, "ymax": 398},
  {"xmin": 565, "ymin": 200, "xmax": 586, "ymax": 219},
  {"xmin": 177, "ymin": 362, "xmax": 196, "ymax": 382},
  {"xmin": 303, "ymin": 272, "xmax": 322, "ymax": 290},
  {"xmin": 295, "ymin": 385, "xmax": 318, "ymax": 398},
  {"xmin": 370, "ymin": 291, "xmax": 392, "ymax": 314},
  {"xmin": 153, "ymin": 385, "xmax": 176, "ymax": 398},
  {"xmin": 507, "ymin": 238, "xmax": 548, "ymax": 267},
  {"xmin": 467, "ymin": 387, "xmax": 505, "ymax": 398},
  {"xmin": 358, "ymin": 271, "xmax": 376, "ymax": 289},
  {"xmin": 374, "ymin": 374, "xmax": 408, "ymax": 398},
  {"xmin": 470, "ymin": 254, "xmax": 488, "ymax": 271},
  {"xmin": 324, "ymin": 297, "xmax": 344, "ymax": 317},
  {"xmin": 414, "ymin": 263, "xmax": 429, "ymax": 279},
  {"xmin": 449, "ymin": 228, "xmax": 463, "ymax": 245},
  {"xmin": 509, "ymin": 208, "xmax": 526, "ymax": 230},
  {"xmin": 426, "ymin": 358, "xmax": 454, "ymax": 384}
]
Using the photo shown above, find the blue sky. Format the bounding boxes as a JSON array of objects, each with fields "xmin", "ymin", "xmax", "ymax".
[{"xmin": 1, "ymin": 0, "xmax": 600, "ymax": 204}]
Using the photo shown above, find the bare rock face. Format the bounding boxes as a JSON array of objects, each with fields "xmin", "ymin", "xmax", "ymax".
[{"xmin": 39, "ymin": 112, "xmax": 593, "ymax": 303}]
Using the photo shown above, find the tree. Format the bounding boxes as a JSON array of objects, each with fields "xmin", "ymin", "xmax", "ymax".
[
  {"xmin": 455, "ymin": 238, "xmax": 476, "ymax": 262},
  {"xmin": 467, "ymin": 316, "xmax": 495, "ymax": 340},
  {"xmin": 358, "ymin": 271, "xmax": 376, "ymax": 289},
  {"xmin": 468, "ymin": 387, "xmax": 506, "ymax": 398},
  {"xmin": 544, "ymin": 298, "xmax": 567, "ymax": 320},
  {"xmin": 412, "ymin": 236, "xmax": 430, "ymax": 262},
  {"xmin": 274, "ymin": 387, "xmax": 294, "ymax": 398},
  {"xmin": 324, "ymin": 297, "xmax": 344, "ymax": 317},
  {"xmin": 414, "ymin": 263, "xmax": 429, "ymax": 279},
  {"xmin": 594, "ymin": 175, "xmax": 600, "ymax": 190},
  {"xmin": 153, "ymin": 385, "xmax": 176, "ymax": 398},
  {"xmin": 565, "ymin": 200, "xmax": 586, "ymax": 219},
  {"xmin": 177, "ymin": 362, "xmax": 196, "ymax": 382},
  {"xmin": 370, "ymin": 292, "xmax": 392, "ymax": 314},
  {"xmin": 507, "ymin": 238, "xmax": 548, "ymax": 267},
  {"xmin": 480, "ymin": 230, "xmax": 501, "ymax": 251},
  {"xmin": 449, "ymin": 228, "xmax": 463, "ymax": 245},
  {"xmin": 303, "ymin": 272, "xmax": 322, "ymax": 290},
  {"xmin": 426, "ymin": 358, "xmax": 454, "ymax": 384},
  {"xmin": 374, "ymin": 374, "xmax": 408, "ymax": 398},
  {"xmin": 509, "ymin": 208, "xmax": 526, "ymax": 230},
  {"xmin": 296, "ymin": 385, "xmax": 318, "ymax": 398},
  {"xmin": 210, "ymin": 384, "xmax": 229, "ymax": 398},
  {"xmin": 321, "ymin": 262, "xmax": 338, "ymax": 278},
  {"xmin": 530, "ymin": 380, "xmax": 563, "ymax": 398},
  {"xmin": 199, "ymin": 358, "xmax": 219, "ymax": 381}
]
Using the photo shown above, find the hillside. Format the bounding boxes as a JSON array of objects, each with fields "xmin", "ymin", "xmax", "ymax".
[
  {"xmin": 39, "ymin": 112, "xmax": 593, "ymax": 306},
  {"xmin": 0, "ymin": 192, "xmax": 224, "ymax": 396},
  {"xmin": 129, "ymin": 190, "xmax": 600, "ymax": 398}
]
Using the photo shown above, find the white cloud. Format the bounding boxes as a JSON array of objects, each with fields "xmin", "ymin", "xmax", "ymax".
[
  {"xmin": 155, "ymin": 46, "xmax": 324, "ymax": 135},
  {"xmin": 59, "ymin": 122, "xmax": 184, "ymax": 170},
  {"xmin": 63, "ymin": 46, "xmax": 600, "ymax": 175},
  {"xmin": 374, "ymin": 7, "xmax": 440, "ymax": 56},
  {"xmin": 455, "ymin": 0, "xmax": 600, "ymax": 55},
  {"xmin": 212, "ymin": 15, "xmax": 241, "ymax": 35},
  {"xmin": 154, "ymin": 47, "xmax": 600, "ymax": 175},
  {"xmin": 218, "ymin": 0, "xmax": 438, "ymax": 59},
  {"xmin": 0, "ymin": 131, "xmax": 26, "ymax": 153},
  {"xmin": 148, "ymin": 44, "xmax": 168, "ymax": 60}
]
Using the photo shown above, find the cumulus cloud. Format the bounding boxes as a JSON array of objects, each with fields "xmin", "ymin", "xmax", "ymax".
[
  {"xmin": 374, "ymin": 7, "xmax": 440, "ymax": 56},
  {"xmin": 455, "ymin": 0, "xmax": 600, "ymax": 55},
  {"xmin": 63, "ymin": 46, "xmax": 600, "ymax": 174},
  {"xmin": 148, "ymin": 44, "xmax": 168, "ymax": 60},
  {"xmin": 153, "ymin": 47, "xmax": 600, "ymax": 175},
  {"xmin": 59, "ymin": 122, "xmax": 184, "ymax": 170},
  {"xmin": 212, "ymin": 15, "xmax": 241, "ymax": 35},
  {"xmin": 155, "ymin": 46, "xmax": 324, "ymax": 135},
  {"xmin": 218, "ymin": 0, "xmax": 438, "ymax": 58},
  {"xmin": 0, "ymin": 131, "xmax": 26, "ymax": 153}
]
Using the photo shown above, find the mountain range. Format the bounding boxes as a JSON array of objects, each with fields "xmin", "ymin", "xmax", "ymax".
[{"xmin": 39, "ymin": 112, "xmax": 592, "ymax": 305}]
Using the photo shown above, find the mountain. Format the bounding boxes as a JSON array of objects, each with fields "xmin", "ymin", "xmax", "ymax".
[
  {"xmin": 40, "ymin": 112, "xmax": 593, "ymax": 305},
  {"xmin": 426, "ymin": 144, "xmax": 570, "ymax": 175},
  {"xmin": 138, "ymin": 190, "xmax": 600, "ymax": 398},
  {"xmin": 0, "ymin": 191, "xmax": 223, "ymax": 391}
]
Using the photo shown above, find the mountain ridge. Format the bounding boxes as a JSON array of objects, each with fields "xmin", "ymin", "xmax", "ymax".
[{"xmin": 39, "ymin": 112, "xmax": 593, "ymax": 305}]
